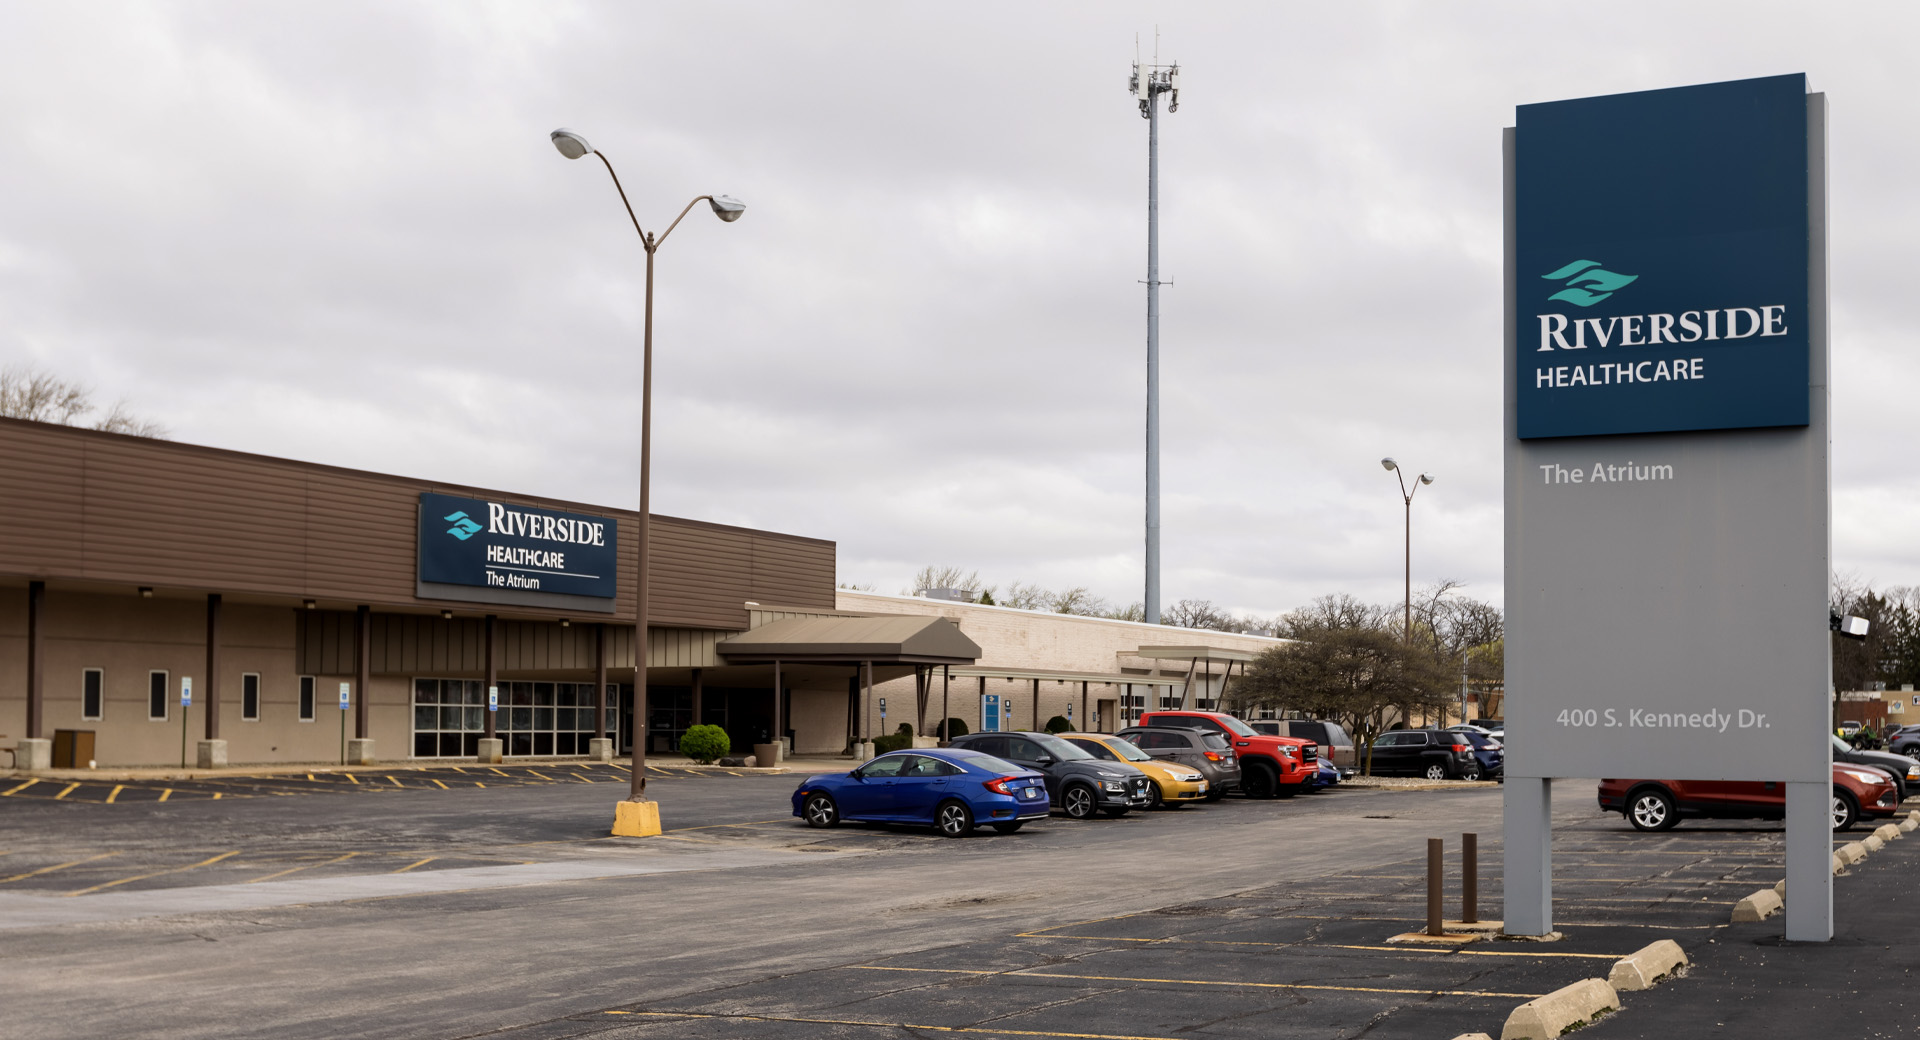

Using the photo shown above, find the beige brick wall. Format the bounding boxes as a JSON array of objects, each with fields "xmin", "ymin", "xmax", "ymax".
[{"xmin": 836, "ymin": 591, "xmax": 1291, "ymax": 739}]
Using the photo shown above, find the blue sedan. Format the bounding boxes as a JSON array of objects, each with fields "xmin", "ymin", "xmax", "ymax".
[{"xmin": 791, "ymin": 748, "xmax": 1050, "ymax": 837}]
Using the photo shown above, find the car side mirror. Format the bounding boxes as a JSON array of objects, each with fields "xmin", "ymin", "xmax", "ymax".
[
  {"xmin": 849, "ymin": 769, "xmax": 864, "ymax": 780},
  {"xmin": 1035, "ymin": 754, "xmax": 1054, "ymax": 765}
]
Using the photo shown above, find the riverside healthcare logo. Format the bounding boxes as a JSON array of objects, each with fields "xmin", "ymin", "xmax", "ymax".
[
  {"xmin": 1542, "ymin": 260, "xmax": 1637, "ymax": 307},
  {"xmin": 444, "ymin": 511, "xmax": 483, "ymax": 541}
]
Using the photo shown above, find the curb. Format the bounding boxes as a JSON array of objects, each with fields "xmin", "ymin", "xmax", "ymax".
[
  {"xmin": 1837, "ymin": 841, "xmax": 1869, "ymax": 865},
  {"xmin": 1731, "ymin": 888, "xmax": 1783, "ymax": 923},
  {"xmin": 1902, "ymin": 817, "xmax": 1918, "ymax": 834},
  {"xmin": 1831, "ymin": 852, "xmax": 1845, "ymax": 875},
  {"xmin": 1500, "ymin": 977, "xmax": 1620, "ymax": 1040},
  {"xmin": 1864, "ymin": 834, "xmax": 1886, "ymax": 853},
  {"xmin": 1607, "ymin": 939, "xmax": 1688, "ymax": 991},
  {"xmin": 1874, "ymin": 822, "xmax": 1903, "ymax": 841}
]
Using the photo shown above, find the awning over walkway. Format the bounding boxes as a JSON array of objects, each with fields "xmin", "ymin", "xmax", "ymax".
[
  {"xmin": 715, "ymin": 614, "xmax": 981, "ymax": 665},
  {"xmin": 946, "ymin": 665, "xmax": 1187, "ymax": 688},
  {"xmin": 1134, "ymin": 645, "xmax": 1261, "ymax": 663}
]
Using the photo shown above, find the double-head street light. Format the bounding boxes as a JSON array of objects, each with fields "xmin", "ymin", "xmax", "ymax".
[
  {"xmin": 551, "ymin": 127, "xmax": 744, "ymax": 828},
  {"xmin": 1380, "ymin": 458, "xmax": 1434, "ymax": 644}
]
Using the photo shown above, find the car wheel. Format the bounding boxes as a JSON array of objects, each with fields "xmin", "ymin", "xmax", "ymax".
[
  {"xmin": 1628, "ymin": 788, "xmax": 1678, "ymax": 832},
  {"xmin": 1460, "ymin": 762, "xmax": 1485, "ymax": 782},
  {"xmin": 1202, "ymin": 788, "xmax": 1225, "ymax": 802},
  {"xmin": 1423, "ymin": 762, "xmax": 1450, "ymax": 781},
  {"xmin": 1242, "ymin": 765, "xmax": 1278, "ymax": 799},
  {"xmin": 1832, "ymin": 789, "xmax": 1860, "ymax": 832},
  {"xmin": 802, "ymin": 793, "xmax": 839, "ymax": 829},
  {"xmin": 936, "ymin": 799, "xmax": 975, "ymax": 838},
  {"xmin": 1146, "ymin": 784, "xmax": 1165, "ymax": 810},
  {"xmin": 1062, "ymin": 784, "xmax": 1098, "ymax": 819},
  {"xmin": 991, "ymin": 821, "xmax": 1024, "ymax": 834}
]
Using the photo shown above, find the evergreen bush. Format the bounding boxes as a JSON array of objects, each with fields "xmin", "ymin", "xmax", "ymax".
[
  {"xmin": 678, "ymin": 724, "xmax": 731, "ymax": 764},
  {"xmin": 1044, "ymin": 715, "xmax": 1072, "ymax": 734}
]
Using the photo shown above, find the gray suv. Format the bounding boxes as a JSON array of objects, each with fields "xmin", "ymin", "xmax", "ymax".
[{"xmin": 1117, "ymin": 726, "xmax": 1241, "ymax": 800}]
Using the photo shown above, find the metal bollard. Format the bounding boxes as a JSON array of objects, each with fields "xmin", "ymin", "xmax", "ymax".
[
  {"xmin": 1463, "ymin": 832, "xmax": 1479, "ymax": 924},
  {"xmin": 1427, "ymin": 837, "xmax": 1444, "ymax": 936}
]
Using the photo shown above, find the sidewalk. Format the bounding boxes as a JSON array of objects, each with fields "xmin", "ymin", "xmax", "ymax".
[{"xmin": 1, "ymin": 752, "xmax": 859, "ymax": 784}]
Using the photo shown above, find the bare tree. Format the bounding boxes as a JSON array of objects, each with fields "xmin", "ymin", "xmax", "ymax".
[
  {"xmin": 906, "ymin": 566, "xmax": 986, "ymax": 600},
  {"xmin": 1045, "ymin": 586, "xmax": 1100, "ymax": 615},
  {"xmin": 1161, "ymin": 599, "xmax": 1237, "ymax": 631},
  {"xmin": 999, "ymin": 581, "xmax": 1049, "ymax": 611},
  {"xmin": 0, "ymin": 365, "xmax": 167, "ymax": 438}
]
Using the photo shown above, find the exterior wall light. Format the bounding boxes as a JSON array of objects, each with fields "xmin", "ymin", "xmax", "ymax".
[
  {"xmin": 303, "ymin": 599, "xmax": 317, "ymax": 610},
  {"xmin": 139, "ymin": 587, "xmax": 154, "ymax": 598},
  {"xmin": 441, "ymin": 610, "xmax": 454, "ymax": 620}
]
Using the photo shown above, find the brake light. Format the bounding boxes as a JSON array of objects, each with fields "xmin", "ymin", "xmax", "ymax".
[
  {"xmin": 1204, "ymin": 751, "xmax": 1223, "ymax": 762},
  {"xmin": 983, "ymin": 775, "xmax": 1020, "ymax": 795},
  {"xmin": 1451, "ymin": 743, "xmax": 1470, "ymax": 753}
]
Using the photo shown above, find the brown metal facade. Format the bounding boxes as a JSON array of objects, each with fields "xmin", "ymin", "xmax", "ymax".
[{"xmin": 0, "ymin": 417, "xmax": 834, "ymax": 627}]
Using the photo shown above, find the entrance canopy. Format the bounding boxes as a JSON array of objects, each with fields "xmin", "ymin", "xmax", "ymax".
[{"xmin": 716, "ymin": 614, "xmax": 981, "ymax": 666}]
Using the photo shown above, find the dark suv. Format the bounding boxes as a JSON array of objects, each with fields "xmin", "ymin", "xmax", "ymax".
[
  {"xmin": 1366, "ymin": 729, "xmax": 1485, "ymax": 780},
  {"xmin": 947, "ymin": 731, "xmax": 1152, "ymax": 818},
  {"xmin": 1116, "ymin": 726, "xmax": 1241, "ymax": 799}
]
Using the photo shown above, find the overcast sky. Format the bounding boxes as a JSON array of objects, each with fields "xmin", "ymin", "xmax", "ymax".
[{"xmin": 3, "ymin": 2, "xmax": 1916, "ymax": 620}]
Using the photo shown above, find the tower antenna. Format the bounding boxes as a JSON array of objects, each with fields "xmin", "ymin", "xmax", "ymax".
[{"xmin": 1130, "ymin": 38, "xmax": 1179, "ymax": 630}]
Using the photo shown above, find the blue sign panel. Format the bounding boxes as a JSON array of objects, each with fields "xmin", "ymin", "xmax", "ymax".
[
  {"xmin": 1515, "ymin": 74, "xmax": 1809, "ymax": 439},
  {"xmin": 418, "ymin": 492, "xmax": 618, "ymax": 600}
]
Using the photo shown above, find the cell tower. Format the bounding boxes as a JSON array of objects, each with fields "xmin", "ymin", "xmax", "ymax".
[{"xmin": 1131, "ymin": 41, "xmax": 1178, "ymax": 626}]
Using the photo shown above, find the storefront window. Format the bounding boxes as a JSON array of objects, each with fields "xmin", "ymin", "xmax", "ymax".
[{"xmin": 411, "ymin": 677, "xmax": 607, "ymax": 758}]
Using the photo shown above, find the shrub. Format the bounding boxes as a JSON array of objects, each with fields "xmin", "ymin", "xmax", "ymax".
[
  {"xmin": 678, "ymin": 724, "xmax": 730, "ymax": 764},
  {"xmin": 939, "ymin": 717, "xmax": 969, "ymax": 740},
  {"xmin": 1044, "ymin": 715, "xmax": 1072, "ymax": 734},
  {"xmin": 873, "ymin": 731, "xmax": 912, "ymax": 754}
]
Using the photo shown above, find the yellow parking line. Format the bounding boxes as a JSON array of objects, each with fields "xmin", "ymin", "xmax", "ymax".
[
  {"xmin": 307, "ymin": 773, "xmax": 318, "ymax": 781},
  {"xmin": 489, "ymin": 768, "xmax": 510, "ymax": 777},
  {"xmin": 606, "ymin": 1009, "xmax": 1192, "ymax": 1040},
  {"xmin": 247, "ymin": 852, "xmax": 358, "ymax": 884},
  {"xmin": 474, "ymin": 782, "xmax": 486, "ymax": 788},
  {"xmin": 53, "ymin": 783, "xmax": 81, "ymax": 800},
  {"xmin": 527, "ymin": 770, "xmax": 557, "ymax": 781},
  {"xmin": 569, "ymin": 773, "xmax": 595, "ymax": 783},
  {"xmin": 854, "ymin": 965, "xmax": 1543, "ymax": 999},
  {"xmin": 669, "ymin": 819, "xmax": 788, "ymax": 832},
  {"xmin": 105, "ymin": 785, "xmax": 125, "ymax": 803},
  {"xmin": 1017, "ymin": 913, "xmax": 1141, "ymax": 936},
  {"xmin": 1, "ymin": 852, "xmax": 120, "ymax": 884},
  {"xmin": 448, "ymin": 766, "xmax": 469, "ymax": 774},
  {"xmin": 212, "ymin": 792, "xmax": 223, "ymax": 799},
  {"xmin": 343, "ymin": 773, "xmax": 359, "ymax": 785},
  {"xmin": 63, "ymin": 851, "xmax": 241, "ymax": 896},
  {"xmin": 3, "ymin": 778, "xmax": 42, "ymax": 796},
  {"xmin": 430, "ymin": 779, "xmax": 448, "ymax": 790},
  {"xmin": 157, "ymin": 788, "xmax": 173, "ymax": 802},
  {"xmin": 392, "ymin": 857, "xmax": 435, "ymax": 874},
  {"xmin": 389, "ymin": 776, "xmax": 405, "ymax": 787}
]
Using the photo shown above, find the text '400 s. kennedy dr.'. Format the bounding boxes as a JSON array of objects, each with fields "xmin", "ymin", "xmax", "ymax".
[{"xmin": 417, "ymin": 491, "xmax": 619, "ymax": 602}]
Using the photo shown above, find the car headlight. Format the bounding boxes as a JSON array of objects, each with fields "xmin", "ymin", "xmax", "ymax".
[
  {"xmin": 1181, "ymin": 772, "xmax": 1203, "ymax": 781},
  {"xmin": 1279, "ymin": 747, "xmax": 1297, "ymax": 758},
  {"xmin": 1844, "ymin": 769, "xmax": 1886, "ymax": 785},
  {"xmin": 1101, "ymin": 780, "xmax": 1126, "ymax": 792},
  {"xmin": 1906, "ymin": 765, "xmax": 1919, "ymax": 781}
]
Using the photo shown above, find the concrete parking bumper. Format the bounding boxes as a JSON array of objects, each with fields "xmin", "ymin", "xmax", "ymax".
[{"xmin": 1500, "ymin": 977, "xmax": 1620, "ymax": 1040}]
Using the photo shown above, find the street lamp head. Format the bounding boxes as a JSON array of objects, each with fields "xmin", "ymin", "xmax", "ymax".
[
  {"xmin": 1419, "ymin": 473, "xmax": 1435, "ymax": 485},
  {"xmin": 708, "ymin": 194, "xmax": 746, "ymax": 222},
  {"xmin": 1380, "ymin": 458, "xmax": 1398, "ymax": 472},
  {"xmin": 550, "ymin": 128, "xmax": 594, "ymax": 160}
]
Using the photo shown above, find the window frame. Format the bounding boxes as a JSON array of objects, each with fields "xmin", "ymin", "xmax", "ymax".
[
  {"xmin": 241, "ymin": 672, "xmax": 261, "ymax": 722},
  {"xmin": 148, "ymin": 670, "xmax": 169, "ymax": 721},
  {"xmin": 81, "ymin": 668, "xmax": 104, "ymax": 721},
  {"xmin": 298, "ymin": 675, "xmax": 316, "ymax": 723}
]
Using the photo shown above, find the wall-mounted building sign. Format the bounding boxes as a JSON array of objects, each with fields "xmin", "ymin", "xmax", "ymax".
[
  {"xmin": 1515, "ymin": 74, "xmax": 1810, "ymax": 439},
  {"xmin": 417, "ymin": 492, "xmax": 618, "ymax": 608}
]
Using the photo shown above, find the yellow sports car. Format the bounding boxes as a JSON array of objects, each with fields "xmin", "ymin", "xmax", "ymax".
[{"xmin": 1062, "ymin": 732, "xmax": 1209, "ymax": 809}]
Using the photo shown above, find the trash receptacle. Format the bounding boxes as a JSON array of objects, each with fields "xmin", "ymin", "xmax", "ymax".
[{"xmin": 52, "ymin": 729, "xmax": 96, "ymax": 769}]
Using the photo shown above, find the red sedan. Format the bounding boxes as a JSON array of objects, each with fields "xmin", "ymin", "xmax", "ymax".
[{"xmin": 1598, "ymin": 763, "xmax": 1899, "ymax": 832}]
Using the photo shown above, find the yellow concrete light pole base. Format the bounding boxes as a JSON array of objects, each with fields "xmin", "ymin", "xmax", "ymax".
[{"xmin": 612, "ymin": 798, "xmax": 662, "ymax": 837}]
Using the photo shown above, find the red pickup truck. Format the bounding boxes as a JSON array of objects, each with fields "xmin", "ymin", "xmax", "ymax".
[{"xmin": 1138, "ymin": 710, "xmax": 1317, "ymax": 799}]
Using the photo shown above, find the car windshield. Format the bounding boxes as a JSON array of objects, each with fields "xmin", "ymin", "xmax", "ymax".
[
  {"xmin": 1101, "ymin": 737, "xmax": 1153, "ymax": 762},
  {"xmin": 1831, "ymin": 735, "xmax": 1853, "ymax": 753},
  {"xmin": 1032, "ymin": 734, "xmax": 1094, "ymax": 760},
  {"xmin": 1218, "ymin": 716, "xmax": 1258, "ymax": 737},
  {"xmin": 958, "ymin": 752, "xmax": 1023, "ymax": 774}
]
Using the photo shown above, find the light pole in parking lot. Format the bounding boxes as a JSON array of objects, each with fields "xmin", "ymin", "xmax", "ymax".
[
  {"xmin": 1380, "ymin": 459, "xmax": 1434, "ymax": 644},
  {"xmin": 550, "ymin": 127, "xmax": 745, "ymax": 834}
]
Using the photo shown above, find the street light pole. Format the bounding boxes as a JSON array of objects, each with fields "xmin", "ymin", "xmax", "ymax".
[
  {"xmin": 1379, "ymin": 458, "xmax": 1434, "ymax": 644},
  {"xmin": 551, "ymin": 128, "xmax": 744, "ymax": 822}
]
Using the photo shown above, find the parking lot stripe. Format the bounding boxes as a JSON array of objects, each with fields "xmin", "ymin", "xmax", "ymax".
[
  {"xmin": 388, "ymin": 776, "xmax": 405, "ymax": 787},
  {"xmin": 104, "ymin": 785, "xmax": 124, "ymax": 804},
  {"xmin": 853, "ymin": 965, "xmax": 1544, "ymax": 999},
  {"xmin": 430, "ymin": 779, "xmax": 448, "ymax": 789},
  {"xmin": 52, "ymin": 783, "xmax": 80, "ymax": 800},
  {"xmin": 1011, "ymin": 934, "xmax": 1622, "ymax": 959},
  {"xmin": 607, "ymin": 1009, "xmax": 1195, "ymax": 1040},
  {"xmin": 3, "ymin": 778, "xmax": 41, "ymax": 796},
  {"xmin": 157, "ymin": 788, "xmax": 172, "ymax": 802},
  {"xmin": 62, "ymin": 851, "xmax": 241, "ymax": 897},
  {"xmin": 392, "ymin": 857, "xmax": 435, "ymax": 874},
  {"xmin": 0, "ymin": 852, "xmax": 120, "ymax": 884},
  {"xmin": 343, "ymin": 774, "xmax": 359, "ymax": 785},
  {"xmin": 247, "ymin": 852, "xmax": 358, "ymax": 884}
]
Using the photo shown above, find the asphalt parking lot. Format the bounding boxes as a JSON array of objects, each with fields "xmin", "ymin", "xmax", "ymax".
[{"xmin": 3, "ymin": 768, "xmax": 1912, "ymax": 1040}]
